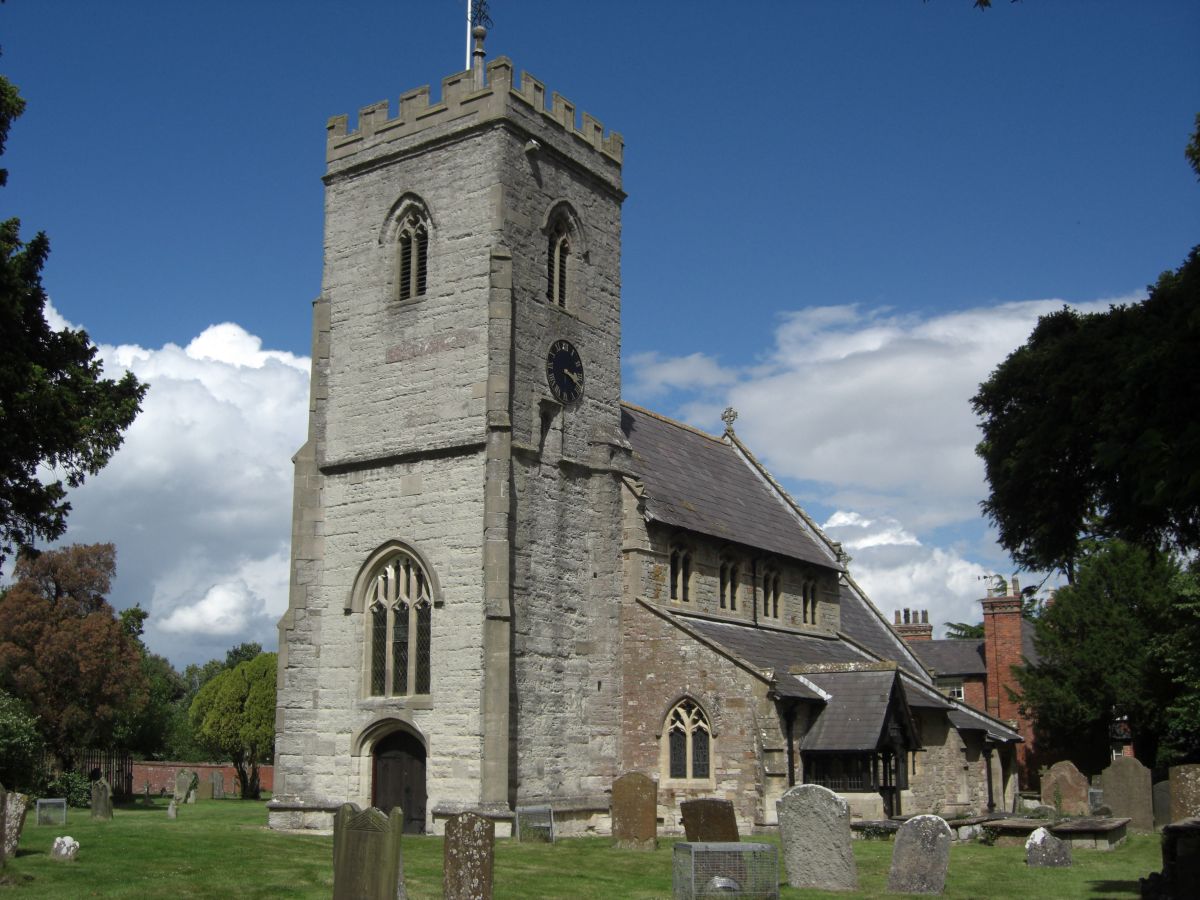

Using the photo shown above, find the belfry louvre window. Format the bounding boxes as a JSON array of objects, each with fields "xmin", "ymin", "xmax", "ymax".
[
  {"xmin": 397, "ymin": 216, "xmax": 428, "ymax": 301},
  {"xmin": 666, "ymin": 699, "xmax": 712, "ymax": 781},
  {"xmin": 366, "ymin": 550, "xmax": 433, "ymax": 696},
  {"xmin": 547, "ymin": 221, "xmax": 570, "ymax": 307}
]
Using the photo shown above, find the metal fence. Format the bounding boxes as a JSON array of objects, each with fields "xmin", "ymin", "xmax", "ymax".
[{"xmin": 671, "ymin": 842, "xmax": 779, "ymax": 900}]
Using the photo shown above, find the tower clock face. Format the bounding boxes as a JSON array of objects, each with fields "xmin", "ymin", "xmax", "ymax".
[{"xmin": 546, "ymin": 340, "xmax": 584, "ymax": 405}]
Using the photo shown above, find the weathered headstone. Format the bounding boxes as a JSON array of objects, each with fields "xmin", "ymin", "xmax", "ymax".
[
  {"xmin": 1030, "ymin": 804, "xmax": 1059, "ymax": 821},
  {"xmin": 1140, "ymin": 817, "xmax": 1200, "ymax": 899},
  {"xmin": 90, "ymin": 777, "xmax": 113, "ymax": 821},
  {"xmin": 1169, "ymin": 764, "xmax": 1200, "ymax": 823},
  {"xmin": 1153, "ymin": 780, "xmax": 1171, "ymax": 830},
  {"xmin": 776, "ymin": 784, "xmax": 857, "ymax": 892},
  {"xmin": 1041, "ymin": 761, "xmax": 1090, "ymax": 816},
  {"xmin": 1099, "ymin": 756, "xmax": 1152, "ymax": 832},
  {"xmin": 611, "ymin": 773, "xmax": 657, "ymax": 851},
  {"xmin": 443, "ymin": 812, "xmax": 494, "ymax": 900},
  {"xmin": 173, "ymin": 770, "xmax": 194, "ymax": 803},
  {"xmin": 195, "ymin": 779, "xmax": 214, "ymax": 801},
  {"xmin": 3, "ymin": 791, "xmax": 30, "ymax": 860},
  {"xmin": 680, "ymin": 798, "xmax": 739, "ymax": 842},
  {"xmin": 167, "ymin": 800, "xmax": 178, "ymax": 820},
  {"xmin": 332, "ymin": 803, "xmax": 406, "ymax": 900},
  {"xmin": 0, "ymin": 783, "xmax": 7, "ymax": 869},
  {"xmin": 50, "ymin": 836, "xmax": 79, "ymax": 862},
  {"xmin": 186, "ymin": 788, "xmax": 196, "ymax": 804},
  {"xmin": 1025, "ymin": 826, "xmax": 1072, "ymax": 867},
  {"xmin": 211, "ymin": 771, "xmax": 225, "ymax": 800},
  {"xmin": 887, "ymin": 815, "xmax": 952, "ymax": 895},
  {"xmin": 36, "ymin": 799, "xmax": 67, "ymax": 827}
]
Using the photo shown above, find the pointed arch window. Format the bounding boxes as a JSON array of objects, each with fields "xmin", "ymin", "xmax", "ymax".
[
  {"xmin": 365, "ymin": 550, "xmax": 433, "ymax": 696},
  {"xmin": 670, "ymin": 548, "xmax": 692, "ymax": 603},
  {"xmin": 801, "ymin": 579, "xmax": 818, "ymax": 626},
  {"xmin": 665, "ymin": 699, "xmax": 712, "ymax": 781},
  {"xmin": 547, "ymin": 220, "xmax": 571, "ymax": 307},
  {"xmin": 719, "ymin": 560, "xmax": 739, "ymax": 611},
  {"xmin": 397, "ymin": 214, "xmax": 429, "ymax": 301},
  {"xmin": 762, "ymin": 569, "xmax": 781, "ymax": 619}
]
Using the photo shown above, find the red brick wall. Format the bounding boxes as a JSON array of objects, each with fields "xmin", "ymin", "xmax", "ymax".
[
  {"xmin": 962, "ymin": 675, "xmax": 987, "ymax": 712},
  {"xmin": 131, "ymin": 761, "xmax": 274, "ymax": 796},
  {"xmin": 981, "ymin": 596, "xmax": 1036, "ymax": 781}
]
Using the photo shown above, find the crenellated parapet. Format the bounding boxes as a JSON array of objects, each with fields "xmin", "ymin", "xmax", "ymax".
[{"xmin": 325, "ymin": 54, "xmax": 623, "ymax": 172}]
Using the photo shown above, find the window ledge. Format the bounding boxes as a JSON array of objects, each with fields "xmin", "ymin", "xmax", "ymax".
[{"xmin": 356, "ymin": 695, "xmax": 433, "ymax": 711}]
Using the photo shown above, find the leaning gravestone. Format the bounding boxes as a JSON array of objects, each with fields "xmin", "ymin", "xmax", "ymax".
[
  {"xmin": 173, "ymin": 770, "xmax": 194, "ymax": 803},
  {"xmin": 1041, "ymin": 761, "xmax": 1090, "ymax": 816},
  {"xmin": 776, "ymin": 784, "xmax": 857, "ymax": 892},
  {"xmin": 444, "ymin": 811, "xmax": 494, "ymax": 900},
  {"xmin": 680, "ymin": 798, "xmax": 739, "ymax": 842},
  {"xmin": 90, "ymin": 777, "xmax": 113, "ymax": 821},
  {"xmin": 195, "ymin": 779, "xmax": 213, "ymax": 801},
  {"xmin": 612, "ymin": 773, "xmax": 657, "ymax": 851},
  {"xmin": 3, "ymin": 791, "xmax": 30, "ymax": 860},
  {"xmin": 1153, "ymin": 781, "xmax": 1171, "ymax": 830},
  {"xmin": 36, "ymin": 799, "xmax": 67, "ymax": 827},
  {"xmin": 333, "ymin": 803, "xmax": 406, "ymax": 900},
  {"xmin": 211, "ymin": 771, "xmax": 225, "ymax": 800},
  {"xmin": 887, "ymin": 815, "xmax": 952, "ymax": 895},
  {"xmin": 1100, "ymin": 756, "xmax": 1152, "ymax": 832},
  {"xmin": 1169, "ymin": 764, "xmax": 1200, "ymax": 823},
  {"xmin": 1025, "ymin": 826, "xmax": 1072, "ymax": 867},
  {"xmin": 167, "ymin": 800, "xmax": 178, "ymax": 820}
]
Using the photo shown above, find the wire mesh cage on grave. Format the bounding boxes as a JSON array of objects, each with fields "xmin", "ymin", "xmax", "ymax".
[
  {"xmin": 515, "ymin": 805, "xmax": 555, "ymax": 843},
  {"xmin": 36, "ymin": 798, "xmax": 68, "ymax": 826},
  {"xmin": 672, "ymin": 842, "xmax": 779, "ymax": 900}
]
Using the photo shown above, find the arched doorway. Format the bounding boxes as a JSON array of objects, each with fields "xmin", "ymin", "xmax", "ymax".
[{"xmin": 372, "ymin": 730, "xmax": 427, "ymax": 834}]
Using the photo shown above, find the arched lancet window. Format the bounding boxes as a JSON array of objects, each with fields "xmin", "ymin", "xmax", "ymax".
[
  {"xmin": 801, "ymin": 579, "xmax": 818, "ymax": 626},
  {"xmin": 365, "ymin": 550, "xmax": 433, "ymax": 696},
  {"xmin": 665, "ymin": 699, "xmax": 712, "ymax": 781},
  {"xmin": 719, "ymin": 560, "xmax": 739, "ymax": 611},
  {"xmin": 670, "ymin": 548, "xmax": 692, "ymax": 602},
  {"xmin": 397, "ymin": 213, "xmax": 429, "ymax": 301},
  {"xmin": 547, "ymin": 219, "xmax": 571, "ymax": 307},
  {"xmin": 762, "ymin": 570, "xmax": 781, "ymax": 619}
]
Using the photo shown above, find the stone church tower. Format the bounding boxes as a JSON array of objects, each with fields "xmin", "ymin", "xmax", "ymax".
[{"xmin": 270, "ymin": 30, "xmax": 628, "ymax": 833}]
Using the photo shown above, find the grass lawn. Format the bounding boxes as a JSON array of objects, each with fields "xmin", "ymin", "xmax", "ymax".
[{"xmin": 1, "ymin": 799, "xmax": 1161, "ymax": 898}]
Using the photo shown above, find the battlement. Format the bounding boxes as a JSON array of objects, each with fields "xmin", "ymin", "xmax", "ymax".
[{"xmin": 325, "ymin": 55, "xmax": 623, "ymax": 169}]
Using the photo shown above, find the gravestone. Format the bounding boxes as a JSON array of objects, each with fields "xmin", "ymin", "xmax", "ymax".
[
  {"xmin": 332, "ymin": 803, "xmax": 406, "ymax": 900},
  {"xmin": 36, "ymin": 799, "xmax": 67, "ymax": 827},
  {"xmin": 611, "ymin": 773, "xmax": 657, "ymax": 851},
  {"xmin": 1153, "ymin": 781, "xmax": 1171, "ymax": 830},
  {"xmin": 195, "ymin": 779, "xmax": 214, "ymax": 801},
  {"xmin": 50, "ymin": 836, "xmax": 79, "ymax": 862},
  {"xmin": 1100, "ymin": 756, "xmax": 1152, "ymax": 831},
  {"xmin": 0, "ymin": 784, "xmax": 6, "ymax": 869},
  {"xmin": 443, "ymin": 812, "xmax": 494, "ymax": 900},
  {"xmin": 1041, "ymin": 761, "xmax": 1090, "ymax": 816},
  {"xmin": 1169, "ymin": 764, "xmax": 1200, "ymax": 823},
  {"xmin": 1031, "ymin": 804, "xmax": 1058, "ymax": 820},
  {"xmin": 186, "ymin": 788, "xmax": 196, "ymax": 804},
  {"xmin": 90, "ymin": 777, "xmax": 113, "ymax": 821},
  {"xmin": 167, "ymin": 800, "xmax": 178, "ymax": 820},
  {"xmin": 3, "ymin": 791, "xmax": 30, "ymax": 860},
  {"xmin": 887, "ymin": 815, "xmax": 952, "ymax": 895},
  {"xmin": 776, "ymin": 784, "xmax": 857, "ymax": 892},
  {"xmin": 1140, "ymin": 817, "xmax": 1200, "ymax": 899},
  {"xmin": 211, "ymin": 771, "xmax": 225, "ymax": 800},
  {"xmin": 680, "ymin": 798, "xmax": 739, "ymax": 842},
  {"xmin": 1025, "ymin": 826, "xmax": 1072, "ymax": 867},
  {"xmin": 173, "ymin": 770, "xmax": 194, "ymax": 803}
]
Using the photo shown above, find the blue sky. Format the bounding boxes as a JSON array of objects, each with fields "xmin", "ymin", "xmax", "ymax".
[{"xmin": 4, "ymin": 1, "xmax": 1197, "ymax": 666}]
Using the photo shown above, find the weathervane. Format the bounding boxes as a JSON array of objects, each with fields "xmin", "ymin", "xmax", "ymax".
[{"xmin": 466, "ymin": 1, "xmax": 494, "ymax": 69}]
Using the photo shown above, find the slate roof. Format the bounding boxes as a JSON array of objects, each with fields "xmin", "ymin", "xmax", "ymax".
[
  {"xmin": 836, "ymin": 580, "xmax": 932, "ymax": 682},
  {"xmin": 684, "ymin": 616, "xmax": 874, "ymax": 670},
  {"xmin": 620, "ymin": 404, "xmax": 839, "ymax": 570},
  {"xmin": 910, "ymin": 639, "xmax": 987, "ymax": 676},
  {"xmin": 800, "ymin": 670, "xmax": 900, "ymax": 751}
]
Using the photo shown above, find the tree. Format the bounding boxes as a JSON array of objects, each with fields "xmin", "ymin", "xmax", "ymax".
[
  {"xmin": 0, "ymin": 687, "xmax": 43, "ymax": 791},
  {"xmin": 0, "ymin": 74, "xmax": 147, "ymax": 564},
  {"xmin": 943, "ymin": 621, "xmax": 985, "ymax": 639},
  {"xmin": 189, "ymin": 652, "xmax": 276, "ymax": 799},
  {"xmin": 1015, "ymin": 541, "xmax": 1196, "ymax": 773},
  {"xmin": 0, "ymin": 543, "xmax": 148, "ymax": 767}
]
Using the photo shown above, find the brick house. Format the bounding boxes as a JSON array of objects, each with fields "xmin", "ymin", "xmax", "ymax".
[{"xmin": 268, "ymin": 29, "xmax": 1024, "ymax": 836}]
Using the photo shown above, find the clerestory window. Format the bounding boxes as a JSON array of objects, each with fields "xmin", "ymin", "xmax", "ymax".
[
  {"xmin": 719, "ymin": 560, "xmax": 739, "ymax": 611},
  {"xmin": 665, "ymin": 699, "xmax": 712, "ymax": 782},
  {"xmin": 397, "ymin": 215, "xmax": 429, "ymax": 301},
  {"xmin": 366, "ymin": 550, "xmax": 433, "ymax": 697},
  {"xmin": 762, "ymin": 570, "xmax": 781, "ymax": 619},
  {"xmin": 546, "ymin": 220, "xmax": 571, "ymax": 307},
  {"xmin": 801, "ymin": 579, "xmax": 818, "ymax": 625},
  {"xmin": 670, "ymin": 548, "xmax": 692, "ymax": 603}
]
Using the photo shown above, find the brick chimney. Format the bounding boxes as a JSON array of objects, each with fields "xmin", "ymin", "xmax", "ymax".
[
  {"xmin": 894, "ymin": 607, "xmax": 933, "ymax": 642},
  {"xmin": 981, "ymin": 576, "xmax": 1023, "ymax": 722}
]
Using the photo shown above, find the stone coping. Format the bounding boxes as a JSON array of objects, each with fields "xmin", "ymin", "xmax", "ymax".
[
  {"xmin": 265, "ymin": 799, "xmax": 343, "ymax": 814},
  {"xmin": 1049, "ymin": 816, "xmax": 1131, "ymax": 834}
]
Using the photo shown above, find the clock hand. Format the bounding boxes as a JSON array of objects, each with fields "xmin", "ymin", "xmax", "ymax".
[{"xmin": 565, "ymin": 369, "xmax": 581, "ymax": 385}]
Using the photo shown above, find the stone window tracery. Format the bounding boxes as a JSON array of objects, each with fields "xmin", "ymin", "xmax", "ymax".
[
  {"xmin": 397, "ymin": 213, "xmax": 429, "ymax": 301},
  {"xmin": 546, "ymin": 219, "xmax": 571, "ymax": 307},
  {"xmin": 664, "ymin": 699, "xmax": 711, "ymax": 781},
  {"xmin": 365, "ymin": 550, "xmax": 433, "ymax": 697}
]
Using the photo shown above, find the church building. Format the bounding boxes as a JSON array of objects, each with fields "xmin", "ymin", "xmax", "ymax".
[{"xmin": 269, "ymin": 30, "xmax": 1022, "ymax": 836}]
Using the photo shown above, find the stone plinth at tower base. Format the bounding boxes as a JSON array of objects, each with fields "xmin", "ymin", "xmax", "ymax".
[
  {"xmin": 776, "ymin": 784, "xmax": 857, "ymax": 892},
  {"xmin": 267, "ymin": 798, "xmax": 342, "ymax": 833}
]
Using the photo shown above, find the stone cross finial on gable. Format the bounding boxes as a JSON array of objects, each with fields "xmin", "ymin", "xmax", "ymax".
[{"xmin": 721, "ymin": 407, "xmax": 738, "ymax": 433}]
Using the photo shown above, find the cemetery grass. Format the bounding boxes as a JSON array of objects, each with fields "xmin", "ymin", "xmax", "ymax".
[{"xmin": 2, "ymin": 800, "xmax": 1161, "ymax": 898}]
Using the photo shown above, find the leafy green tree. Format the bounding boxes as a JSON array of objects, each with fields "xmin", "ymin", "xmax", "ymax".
[
  {"xmin": 0, "ymin": 75, "xmax": 148, "ymax": 564},
  {"xmin": 1016, "ymin": 541, "xmax": 1193, "ymax": 773},
  {"xmin": 0, "ymin": 543, "xmax": 148, "ymax": 767},
  {"xmin": 1152, "ymin": 559, "xmax": 1200, "ymax": 764},
  {"xmin": 189, "ymin": 653, "xmax": 276, "ymax": 798},
  {"xmin": 0, "ymin": 687, "xmax": 43, "ymax": 791},
  {"xmin": 943, "ymin": 621, "xmax": 985, "ymax": 639}
]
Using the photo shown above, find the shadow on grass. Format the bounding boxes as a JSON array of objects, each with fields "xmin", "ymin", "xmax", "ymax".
[{"xmin": 1086, "ymin": 879, "xmax": 1141, "ymax": 896}]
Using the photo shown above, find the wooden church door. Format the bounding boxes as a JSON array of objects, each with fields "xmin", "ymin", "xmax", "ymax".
[{"xmin": 372, "ymin": 730, "xmax": 427, "ymax": 834}]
